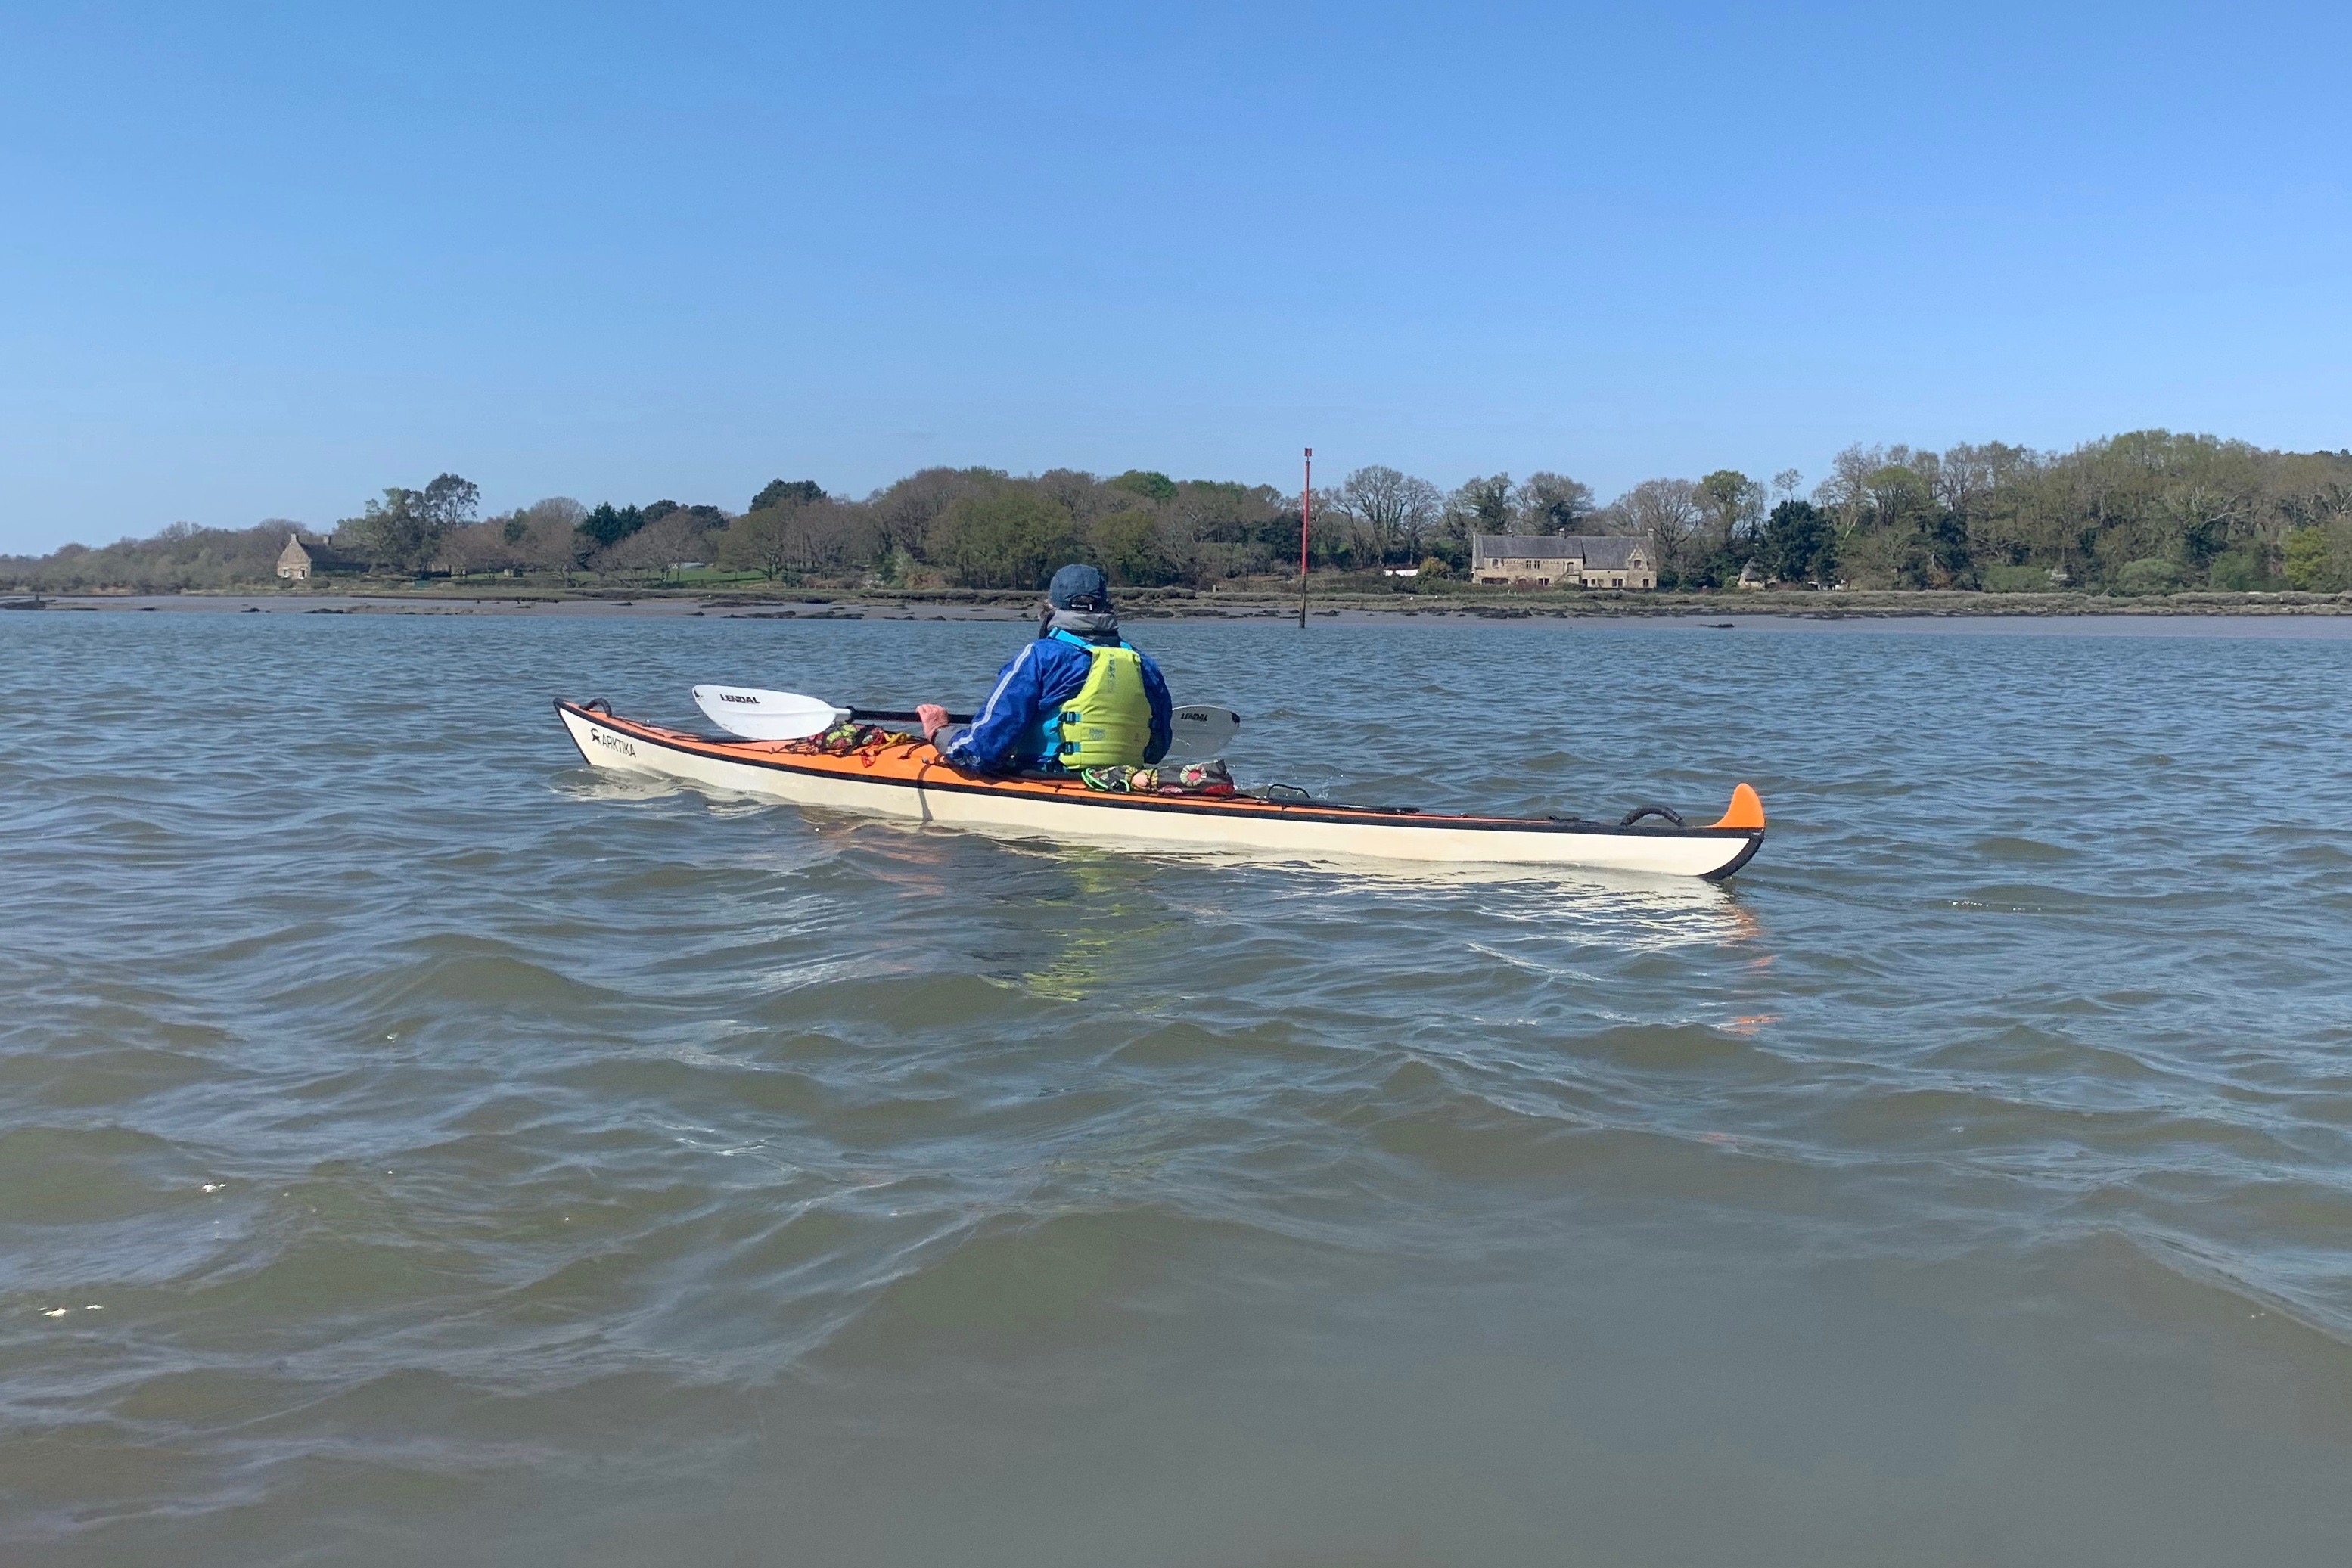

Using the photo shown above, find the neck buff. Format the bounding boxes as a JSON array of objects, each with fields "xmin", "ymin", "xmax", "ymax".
[{"xmin": 1040, "ymin": 607, "xmax": 1122, "ymax": 642}]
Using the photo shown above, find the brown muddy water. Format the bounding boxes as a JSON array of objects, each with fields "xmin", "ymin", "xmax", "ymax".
[{"xmin": 5, "ymin": 612, "xmax": 2352, "ymax": 1566}]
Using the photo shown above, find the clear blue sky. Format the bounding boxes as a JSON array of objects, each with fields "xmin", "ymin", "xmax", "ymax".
[{"xmin": 3, "ymin": 2, "xmax": 2345, "ymax": 553}]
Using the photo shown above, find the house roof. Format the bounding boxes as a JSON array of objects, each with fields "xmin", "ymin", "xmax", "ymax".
[
  {"xmin": 1574, "ymin": 536, "xmax": 1645, "ymax": 570},
  {"xmin": 1472, "ymin": 532, "xmax": 1647, "ymax": 569},
  {"xmin": 284, "ymin": 532, "xmax": 365, "ymax": 570},
  {"xmin": 1473, "ymin": 532, "xmax": 1580, "ymax": 559}
]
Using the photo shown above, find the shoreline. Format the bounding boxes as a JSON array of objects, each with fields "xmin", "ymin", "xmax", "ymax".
[
  {"xmin": 8, "ymin": 582, "xmax": 2352, "ymax": 623},
  {"xmin": 10, "ymin": 588, "xmax": 2352, "ymax": 637}
]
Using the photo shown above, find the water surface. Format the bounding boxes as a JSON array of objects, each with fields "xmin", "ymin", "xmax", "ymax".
[{"xmin": 6, "ymin": 612, "xmax": 2352, "ymax": 1565}]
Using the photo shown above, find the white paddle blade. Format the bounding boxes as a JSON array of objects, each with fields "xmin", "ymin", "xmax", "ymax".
[
  {"xmin": 692, "ymin": 685, "xmax": 847, "ymax": 741},
  {"xmin": 1164, "ymin": 704, "xmax": 1241, "ymax": 762}
]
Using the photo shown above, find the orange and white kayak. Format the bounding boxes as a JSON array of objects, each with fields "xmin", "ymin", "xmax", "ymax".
[{"xmin": 554, "ymin": 699, "xmax": 1766, "ymax": 880}]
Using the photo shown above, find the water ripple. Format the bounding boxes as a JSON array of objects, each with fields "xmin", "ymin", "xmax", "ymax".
[{"xmin": 8, "ymin": 612, "xmax": 2352, "ymax": 1563}]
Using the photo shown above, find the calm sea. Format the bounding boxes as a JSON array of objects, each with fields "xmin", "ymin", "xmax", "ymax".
[{"xmin": 6, "ymin": 609, "xmax": 2352, "ymax": 1566}]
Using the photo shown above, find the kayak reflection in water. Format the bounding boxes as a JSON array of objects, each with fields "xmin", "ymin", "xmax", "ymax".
[{"xmin": 916, "ymin": 564, "xmax": 1174, "ymax": 775}]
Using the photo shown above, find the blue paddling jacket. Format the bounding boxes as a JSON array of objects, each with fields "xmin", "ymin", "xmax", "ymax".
[{"xmin": 940, "ymin": 629, "xmax": 1173, "ymax": 773}]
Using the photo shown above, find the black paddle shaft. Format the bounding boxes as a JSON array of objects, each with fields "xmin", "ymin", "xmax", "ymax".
[
  {"xmin": 848, "ymin": 702, "xmax": 1234, "ymax": 731},
  {"xmin": 847, "ymin": 706, "xmax": 971, "ymax": 725}
]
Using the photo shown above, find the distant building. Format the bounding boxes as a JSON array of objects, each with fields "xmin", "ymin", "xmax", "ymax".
[
  {"xmin": 1736, "ymin": 560, "xmax": 1770, "ymax": 590},
  {"xmin": 1470, "ymin": 533, "xmax": 1655, "ymax": 589},
  {"xmin": 276, "ymin": 532, "xmax": 363, "ymax": 581}
]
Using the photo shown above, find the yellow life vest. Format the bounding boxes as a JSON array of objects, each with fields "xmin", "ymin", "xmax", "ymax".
[{"xmin": 1043, "ymin": 632, "xmax": 1154, "ymax": 768}]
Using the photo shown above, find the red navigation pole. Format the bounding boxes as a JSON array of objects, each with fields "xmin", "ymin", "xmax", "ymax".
[{"xmin": 1298, "ymin": 446, "xmax": 1313, "ymax": 629}]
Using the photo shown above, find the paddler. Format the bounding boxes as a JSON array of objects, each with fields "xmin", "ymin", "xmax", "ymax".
[{"xmin": 917, "ymin": 564, "xmax": 1173, "ymax": 774}]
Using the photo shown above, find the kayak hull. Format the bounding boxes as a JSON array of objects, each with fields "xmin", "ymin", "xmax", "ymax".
[{"xmin": 554, "ymin": 700, "xmax": 1766, "ymax": 880}]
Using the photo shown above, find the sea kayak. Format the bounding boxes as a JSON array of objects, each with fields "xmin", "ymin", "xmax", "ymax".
[{"xmin": 554, "ymin": 698, "xmax": 1766, "ymax": 880}]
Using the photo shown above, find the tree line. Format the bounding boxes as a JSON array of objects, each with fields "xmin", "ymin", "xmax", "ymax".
[{"xmin": 8, "ymin": 431, "xmax": 2350, "ymax": 595}]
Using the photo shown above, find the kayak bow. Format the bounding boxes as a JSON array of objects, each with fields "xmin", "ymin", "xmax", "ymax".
[{"xmin": 553, "ymin": 699, "xmax": 1766, "ymax": 880}]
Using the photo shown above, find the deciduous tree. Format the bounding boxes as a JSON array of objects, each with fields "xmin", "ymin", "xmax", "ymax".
[
  {"xmin": 718, "ymin": 501, "xmax": 863, "ymax": 580},
  {"xmin": 1515, "ymin": 472, "xmax": 1595, "ymax": 533},
  {"xmin": 1448, "ymin": 474, "xmax": 1517, "ymax": 536},
  {"xmin": 1697, "ymin": 470, "xmax": 1766, "ymax": 550},
  {"xmin": 927, "ymin": 490, "xmax": 1082, "ymax": 589},
  {"xmin": 2283, "ymin": 523, "xmax": 2352, "ymax": 591},
  {"xmin": 601, "ymin": 510, "xmax": 719, "ymax": 579},
  {"xmin": 867, "ymin": 467, "xmax": 1004, "ymax": 560},
  {"xmin": 1089, "ymin": 509, "xmax": 1179, "ymax": 585},
  {"xmin": 1617, "ymin": 478, "xmax": 1707, "ymax": 582},
  {"xmin": 421, "ymin": 474, "xmax": 480, "ymax": 532},
  {"xmin": 1108, "ymin": 470, "xmax": 1177, "ymax": 505},
  {"xmin": 340, "ymin": 486, "xmax": 451, "ymax": 572},
  {"xmin": 1334, "ymin": 466, "xmax": 1443, "ymax": 564}
]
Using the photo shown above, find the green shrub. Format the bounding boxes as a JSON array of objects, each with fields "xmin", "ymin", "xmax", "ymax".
[
  {"xmin": 2113, "ymin": 557, "xmax": 2183, "ymax": 596},
  {"xmin": 2282, "ymin": 526, "xmax": 2352, "ymax": 592},
  {"xmin": 2205, "ymin": 549, "xmax": 2266, "ymax": 592}
]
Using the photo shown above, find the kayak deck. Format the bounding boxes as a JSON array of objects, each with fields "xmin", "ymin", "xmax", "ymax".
[{"xmin": 554, "ymin": 699, "xmax": 1766, "ymax": 880}]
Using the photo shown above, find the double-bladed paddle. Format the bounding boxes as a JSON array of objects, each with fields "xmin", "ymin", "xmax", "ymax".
[{"xmin": 691, "ymin": 685, "xmax": 1242, "ymax": 762}]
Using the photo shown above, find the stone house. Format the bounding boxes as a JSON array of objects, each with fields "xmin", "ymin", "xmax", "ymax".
[
  {"xmin": 276, "ymin": 532, "xmax": 363, "ymax": 581},
  {"xmin": 1469, "ymin": 533, "xmax": 1656, "ymax": 589}
]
